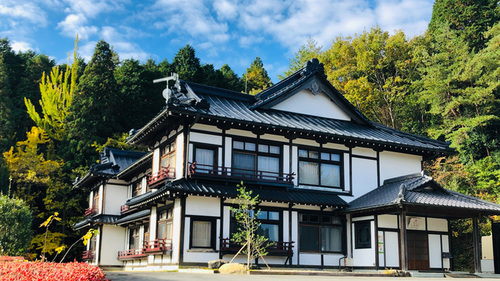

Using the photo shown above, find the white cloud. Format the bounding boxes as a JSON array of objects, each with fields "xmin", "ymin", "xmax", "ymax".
[
  {"xmin": 213, "ymin": 0, "xmax": 238, "ymax": 21},
  {"xmin": 62, "ymin": 0, "xmax": 127, "ymax": 18},
  {"xmin": 10, "ymin": 40, "xmax": 35, "ymax": 52},
  {"xmin": 100, "ymin": 26, "xmax": 149, "ymax": 61},
  {"xmin": 0, "ymin": 2, "xmax": 48, "ymax": 27},
  {"xmin": 374, "ymin": 0, "xmax": 433, "ymax": 37},
  {"xmin": 57, "ymin": 13, "xmax": 99, "ymax": 40}
]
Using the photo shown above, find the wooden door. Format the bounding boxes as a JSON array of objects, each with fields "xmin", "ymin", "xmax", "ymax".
[{"xmin": 407, "ymin": 231, "xmax": 430, "ymax": 270}]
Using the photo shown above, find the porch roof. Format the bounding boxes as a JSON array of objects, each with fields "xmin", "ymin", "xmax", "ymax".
[
  {"xmin": 72, "ymin": 214, "xmax": 120, "ymax": 230},
  {"xmin": 116, "ymin": 209, "xmax": 151, "ymax": 225},
  {"xmin": 125, "ymin": 179, "xmax": 348, "ymax": 209},
  {"xmin": 346, "ymin": 173, "xmax": 500, "ymax": 216}
]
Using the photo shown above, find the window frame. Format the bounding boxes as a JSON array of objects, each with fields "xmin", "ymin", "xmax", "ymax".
[
  {"xmin": 298, "ymin": 147, "xmax": 344, "ymax": 189},
  {"xmin": 230, "ymin": 208, "xmax": 282, "ymax": 242},
  {"xmin": 192, "ymin": 143, "xmax": 219, "ymax": 174},
  {"xmin": 128, "ymin": 226, "xmax": 140, "ymax": 250},
  {"xmin": 157, "ymin": 207, "xmax": 173, "ymax": 240},
  {"xmin": 189, "ymin": 216, "xmax": 217, "ymax": 249},
  {"xmin": 160, "ymin": 141, "xmax": 176, "ymax": 169},
  {"xmin": 299, "ymin": 212, "xmax": 345, "ymax": 254},
  {"xmin": 354, "ymin": 221, "xmax": 372, "ymax": 249},
  {"xmin": 131, "ymin": 179, "xmax": 143, "ymax": 198},
  {"xmin": 231, "ymin": 138, "xmax": 282, "ymax": 179}
]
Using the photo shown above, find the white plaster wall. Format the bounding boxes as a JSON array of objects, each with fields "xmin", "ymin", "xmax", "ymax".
[
  {"xmin": 292, "ymin": 138, "xmax": 318, "ymax": 147},
  {"xmin": 352, "ymin": 220, "xmax": 376, "ymax": 267},
  {"xmin": 352, "ymin": 147, "xmax": 377, "ymax": 158},
  {"xmin": 378, "ymin": 215, "xmax": 398, "ymax": 229},
  {"xmin": 185, "ymin": 196, "xmax": 220, "ymax": 217},
  {"xmin": 225, "ymin": 137, "xmax": 232, "ymax": 169},
  {"xmin": 323, "ymin": 253, "xmax": 346, "ymax": 266},
  {"xmin": 103, "ymin": 184, "xmax": 128, "ymax": 215},
  {"xmin": 190, "ymin": 132, "xmax": 222, "ymax": 145},
  {"xmin": 152, "ymin": 148, "xmax": 160, "ymax": 175},
  {"xmin": 171, "ymin": 199, "xmax": 182, "ymax": 263},
  {"xmin": 291, "ymin": 211, "xmax": 299, "ymax": 265},
  {"xmin": 182, "ymin": 217, "xmax": 220, "ymax": 263},
  {"xmin": 100, "ymin": 225, "xmax": 126, "ymax": 266},
  {"xmin": 283, "ymin": 145, "xmax": 290, "ymax": 175},
  {"xmin": 379, "ymin": 151, "xmax": 422, "ymax": 183},
  {"xmin": 442, "ymin": 235, "xmax": 450, "ymax": 270},
  {"xmin": 346, "ymin": 214, "xmax": 352, "ymax": 258},
  {"xmin": 271, "ymin": 90, "xmax": 351, "ymax": 121},
  {"xmin": 299, "ymin": 253, "xmax": 322, "ymax": 265},
  {"xmin": 428, "ymin": 234, "xmax": 442, "ymax": 268},
  {"xmin": 260, "ymin": 134, "xmax": 288, "ymax": 142},
  {"xmin": 406, "ymin": 216, "xmax": 426, "ymax": 231},
  {"xmin": 384, "ymin": 231, "xmax": 399, "ymax": 268},
  {"xmin": 291, "ymin": 146, "xmax": 298, "ymax": 186},
  {"xmin": 344, "ymin": 153, "xmax": 351, "ymax": 193},
  {"xmin": 323, "ymin": 143, "xmax": 348, "ymax": 151},
  {"xmin": 226, "ymin": 129, "xmax": 255, "ymax": 138},
  {"xmin": 89, "ymin": 191, "xmax": 93, "ymax": 208},
  {"xmin": 427, "ymin": 218, "xmax": 448, "ymax": 232},
  {"xmin": 175, "ymin": 133, "xmax": 184, "ymax": 179},
  {"xmin": 98, "ymin": 185, "xmax": 104, "ymax": 214},
  {"xmin": 223, "ymin": 206, "xmax": 230, "ymax": 239},
  {"xmin": 150, "ymin": 207, "xmax": 157, "ymax": 242},
  {"xmin": 349, "ymin": 157, "xmax": 377, "ymax": 201},
  {"xmin": 283, "ymin": 211, "xmax": 289, "ymax": 242},
  {"xmin": 191, "ymin": 124, "xmax": 222, "ymax": 133}
]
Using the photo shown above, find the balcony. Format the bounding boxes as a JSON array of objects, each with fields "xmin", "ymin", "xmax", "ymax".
[
  {"xmin": 220, "ymin": 238, "xmax": 294, "ymax": 263},
  {"xmin": 189, "ymin": 162, "xmax": 295, "ymax": 185},
  {"xmin": 148, "ymin": 166, "xmax": 175, "ymax": 187},
  {"xmin": 81, "ymin": 250, "xmax": 95, "ymax": 261},
  {"xmin": 84, "ymin": 206, "xmax": 98, "ymax": 217},
  {"xmin": 118, "ymin": 239, "xmax": 172, "ymax": 260}
]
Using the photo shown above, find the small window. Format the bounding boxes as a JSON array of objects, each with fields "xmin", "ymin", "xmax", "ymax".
[
  {"xmin": 355, "ymin": 221, "xmax": 371, "ymax": 249},
  {"xmin": 190, "ymin": 218, "xmax": 215, "ymax": 249}
]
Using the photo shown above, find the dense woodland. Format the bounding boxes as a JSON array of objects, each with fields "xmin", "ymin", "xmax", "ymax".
[{"xmin": 0, "ymin": 0, "xmax": 499, "ymax": 270}]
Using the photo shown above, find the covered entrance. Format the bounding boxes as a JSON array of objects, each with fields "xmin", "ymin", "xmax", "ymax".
[{"xmin": 407, "ymin": 231, "xmax": 429, "ymax": 270}]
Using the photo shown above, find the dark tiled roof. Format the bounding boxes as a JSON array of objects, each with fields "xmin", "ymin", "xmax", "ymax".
[
  {"xmin": 347, "ymin": 173, "xmax": 500, "ymax": 215},
  {"xmin": 116, "ymin": 209, "xmax": 151, "ymax": 225},
  {"xmin": 125, "ymin": 179, "xmax": 348, "ymax": 209},
  {"xmin": 74, "ymin": 148, "xmax": 147, "ymax": 188},
  {"xmin": 117, "ymin": 152, "xmax": 153, "ymax": 180},
  {"xmin": 72, "ymin": 215, "xmax": 120, "ymax": 230}
]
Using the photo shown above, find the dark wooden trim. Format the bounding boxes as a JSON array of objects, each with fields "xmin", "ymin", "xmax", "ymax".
[
  {"xmin": 222, "ymin": 129, "xmax": 226, "ymax": 168},
  {"xmin": 376, "ymin": 151, "xmax": 380, "ymax": 188},
  {"xmin": 98, "ymin": 225, "xmax": 103, "ymax": 265},
  {"xmin": 448, "ymin": 219, "xmax": 453, "ymax": 270},
  {"xmin": 188, "ymin": 216, "xmax": 217, "ymax": 250},
  {"xmin": 399, "ymin": 208, "xmax": 408, "ymax": 271},
  {"xmin": 472, "ymin": 216, "xmax": 481, "ymax": 273},
  {"xmin": 351, "ymin": 154, "xmax": 377, "ymax": 160},
  {"xmin": 288, "ymin": 203, "xmax": 293, "ymax": 266},
  {"xmin": 374, "ymin": 215, "xmax": 379, "ymax": 270},
  {"xmin": 183, "ymin": 125, "xmax": 189, "ymax": 179},
  {"xmin": 219, "ymin": 197, "xmax": 224, "ymax": 258},
  {"xmin": 349, "ymin": 147, "xmax": 353, "ymax": 195},
  {"xmin": 179, "ymin": 197, "xmax": 186, "ymax": 264}
]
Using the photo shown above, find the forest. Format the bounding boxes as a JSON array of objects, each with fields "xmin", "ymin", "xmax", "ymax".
[{"xmin": 0, "ymin": 0, "xmax": 498, "ymax": 270}]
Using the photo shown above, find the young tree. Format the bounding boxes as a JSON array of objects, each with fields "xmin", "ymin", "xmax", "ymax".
[
  {"xmin": 242, "ymin": 57, "xmax": 272, "ymax": 95},
  {"xmin": 0, "ymin": 195, "xmax": 32, "ymax": 256},
  {"xmin": 230, "ymin": 182, "xmax": 269, "ymax": 270}
]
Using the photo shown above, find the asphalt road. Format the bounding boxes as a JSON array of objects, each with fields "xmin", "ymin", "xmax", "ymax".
[{"xmin": 105, "ymin": 271, "xmax": 500, "ymax": 281}]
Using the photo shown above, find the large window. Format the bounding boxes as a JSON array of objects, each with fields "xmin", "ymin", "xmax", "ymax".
[
  {"xmin": 299, "ymin": 213, "xmax": 343, "ymax": 253},
  {"xmin": 233, "ymin": 140, "xmax": 281, "ymax": 180},
  {"xmin": 354, "ymin": 221, "xmax": 371, "ymax": 249},
  {"xmin": 298, "ymin": 148, "xmax": 342, "ymax": 188},
  {"xmin": 129, "ymin": 227, "xmax": 140, "ymax": 250},
  {"xmin": 160, "ymin": 142, "xmax": 176, "ymax": 168},
  {"xmin": 230, "ymin": 210, "xmax": 281, "ymax": 242},
  {"xmin": 193, "ymin": 145, "xmax": 217, "ymax": 174},
  {"xmin": 157, "ymin": 208, "xmax": 173, "ymax": 240},
  {"xmin": 190, "ymin": 217, "xmax": 216, "ymax": 249}
]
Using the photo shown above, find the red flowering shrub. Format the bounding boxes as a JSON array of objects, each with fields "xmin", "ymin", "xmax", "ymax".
[{"xmin": 0, "ymin": 261, "xmax": 107, "ymax": 281}]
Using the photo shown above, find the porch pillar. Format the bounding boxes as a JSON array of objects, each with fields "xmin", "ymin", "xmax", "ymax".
[
  {"xmin": 472, "ymin": 216, "xmax": 482, "ymax": 273},
  {"xmin": 399, "ymin": 208, "xmax": 408, "ymax": 271}
]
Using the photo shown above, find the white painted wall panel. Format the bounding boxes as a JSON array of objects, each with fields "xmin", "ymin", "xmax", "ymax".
[
  {"xmin": 153, "ymin": 148, "xmax": 160, "ymax": 174},
  {"xmin": 171, "ymin": 199, "xmax": 182, "ymax": 263},
  {"xmin": 378, "ymin": 215, "xmax": 398, "ymax": 229},
  {"xmin": 225, "ymin": 137, "xmax": 232, "ymax": 169},
  {"xmin": 100, "ymin": 225, "xmax": 125, "ymax": 266},
  {"xmin": 427, "ymin": 218, "xmax": 448, "ymax": 232},
  {"xmin": 283, "ymin": 145, "xmax": 290, "ymax": 174},
  {"xmin": 350, "ymin": 157, "xmax": 377, "ymax": 201},
  {"xmin": 223, "ymin": 206, "xmax": 230, "ymax": 239},
  {"xmin": 344, "ymin": 153, "xmax": 350, "ymax": 193},
  {"xmin": 103, "ymin": 184, "xmax": 128, "ymax": 215},
  {"xmin": 291, "ymin": 146, "xmax": 298, "ymax": 186},
  {"xmin": 271, "ymin": 90, "xmax": 351, "ymax": 121},
  {"xmin": 190, "ymin": 132, "xmax": 222, "ymax": 145},
  {"xmin": 323, "ymin": 253, "xmax": 346, "ymax": 266},
  {"xmin": 379, "ymin": 151, "xmax": 421, "ymax": 183},
  {"xmin": 352, "ymin": 147, "xmax": 377, "ymax": 158},
  {"xmin": 175, "ymin": 133, "xmax": 184, "ymax": 179},
  {"xmin": 291, "ymin": 211, "xmax": 298, "ymax": 265},
  {"xmin": 385, "ymin": 231, "xmax": 399, "ymax": 268},
  {"xmin": 428, "ymin": 234, "xmax": 442, "ymax": 268},
  {"xmin": 352, "ymin": 221, "xmax": 376, "ymax": 267},
  {"xmin": 283, "ymin": 211, "xmax": 289, "ymax": 242},
  {"xmin": 185, "ymin": 196, "xmax": 220, "ymax": 217},
  {"xmin": 299, "ymin": 253, "xmax": 322, "ymax": 265}
]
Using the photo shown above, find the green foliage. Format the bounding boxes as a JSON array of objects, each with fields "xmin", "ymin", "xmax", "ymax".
[
  {"xmin": 24, "ymin": 38, "xmax": 79, "ymax": 141},
  {"xmin": 0, "ymin": 195, "xmax": 32, "ymax": 256},
  {"xmin": 172, "ymin": 45, "xmax": 202, "ymax": 82},
  {"xmin": 230, "ymin": 182, "xmax": 269, "ymax": 269},
  {"xmin": 279, "ymin": 38, "xmax": 322, "ymax": 79},
  {"xmin": 30, "ymin": 231, "xmax": 66, "ymax": 258},
  {"xmin": 242, "ymin": 57, "xmax": 272, "ymax": 95}
]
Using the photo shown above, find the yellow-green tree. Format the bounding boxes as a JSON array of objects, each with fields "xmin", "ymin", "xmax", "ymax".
[{"xmin": 24, "ymin": 38, "xmax": 79, "ymax": 141}]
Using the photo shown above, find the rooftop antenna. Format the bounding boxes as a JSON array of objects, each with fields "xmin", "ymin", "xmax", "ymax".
[{"xmin": 153, "ymin": 73, "xmax": 179, "ymax": 103}]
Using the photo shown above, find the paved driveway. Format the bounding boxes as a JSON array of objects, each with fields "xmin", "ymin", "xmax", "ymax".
[{"xmin": 105, "ymin": 271, "xmax": 500, "ymax": 281}]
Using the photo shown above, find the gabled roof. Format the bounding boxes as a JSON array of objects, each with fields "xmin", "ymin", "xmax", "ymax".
[
  {"xmin": 124, "ymin": 179, "xmax": 348, "ymax": 210},
  {"xmin": 74, "ymin": 147, "xmax": 147, "ymax": 189},
  {"xmin": 347, "ymin": 173, "xmax": 500, "ymax": 216},
  {"xmin": 127, "ymin": 60, "xmax": 453, "ymax": 157}
]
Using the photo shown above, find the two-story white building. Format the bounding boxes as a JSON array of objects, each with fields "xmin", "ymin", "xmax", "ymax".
[{"xmin": 73, "ymin": 59, "xmax": 500, "ymax": 272}]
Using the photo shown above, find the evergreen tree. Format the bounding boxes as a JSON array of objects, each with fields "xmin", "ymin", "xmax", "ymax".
[
  {"xmin": 428, "ymin": 0, "xmax": 500, "ymax": 52},
  {"xmin": 220, "ymin": 64, "xmax": 243, "ymax": 92},
  {"xmin": 279, "ymin": 38, "xmax": 322, "ymax": 80},
  {"xmin": 0, "ymin": 195, "xmax": 32, "ymax": 256},
  {"xmin": 242, "ymin": 57, "xmax": 272, "ymax": 95},
  {"xmin": 66, "ymin": 40, "xmax": 121, "ymax": 167},
  {"xmin": 171, "ymin": 45, "xmax": 201, "ymax": 82}
]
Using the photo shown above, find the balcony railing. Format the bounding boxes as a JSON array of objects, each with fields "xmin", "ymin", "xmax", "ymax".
[
  {"xmin": 118, "ymin": 239, "xmax": 172, "ymax": 260},
  {"xmin": 84, "ymin": 206, "xmax": 98, "ymax": 217},
  {"xmin": 148, "ymin": 166, "xmax": 175, "ymax": 186},
  {"xmin": 220, "ymin": 238, "xmax": 294, "ymax": 260},
  {"xmin": 81, "ymin": 250, "xmax": 95, "ymax": 261},
  {"xmin": 189, "ymin": 162, "xmax": 295, "ymax": 184}
]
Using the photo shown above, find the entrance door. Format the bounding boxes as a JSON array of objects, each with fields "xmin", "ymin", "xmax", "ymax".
[
  {"xmin": 407, "ymin": 231, "xmax": 429, "ymax": 270},
  {"xmin": 493, "ymin": 223, "xmax": 500, "ymax": 274}
]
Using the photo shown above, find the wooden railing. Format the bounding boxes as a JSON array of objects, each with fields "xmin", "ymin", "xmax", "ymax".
[
  {"xmin": 84, "ymin": 206, "xmax": 98, "ymax": 217},
  {"xmin": 220, "ymin": 238, "xmax": 294, "ymax": 256},
  {"xmin": 120, "ymin": 205, "xmax": 129, "ymax": 213},
  {"xmin": 189, "ymin": 162, "xmax": 295, "ymax": 184},
  {"xmin": 81, "ymin": 250, "xmax": 95, "ymax": 261},
  {"xmin": 118, "ymin": 239, "xmax": 172, "ymax": 260},
  {"xmin": 148, "ymin": 166, "xmax": 175, "ymax": 186}
]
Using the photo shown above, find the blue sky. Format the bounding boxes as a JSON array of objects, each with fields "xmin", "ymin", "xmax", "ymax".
[{"xmin": 0, "ymin": 0, "xmax": 434, "ymax": 82}]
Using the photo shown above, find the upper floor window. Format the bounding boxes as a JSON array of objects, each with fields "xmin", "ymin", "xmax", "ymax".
[
  {"xmin": 131, "ymin": 180, "xmax": 142, "ymax": 197},
  {"xmin": 161, "ymin": 142, "xmax": 176, "ymax": 168},
  {"xmin": 298, "ymin": 148, "xmax": 342, "ymax": 188},
  {"xmin": 193, "ymin": 144, "xmax": 217, "ymax": 174},
  {"xmin": 157, "ymin": 208, "xmax": 173, "ymax": 240},
  {"xmin": 233, "ymin": 140, "xmax": 281, "ymax": 180},
  {"xmin": 129, "ymin": 227, "xmax": 140, "ymax": 250}
]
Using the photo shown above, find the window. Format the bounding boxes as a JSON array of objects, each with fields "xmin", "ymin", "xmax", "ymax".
[
  {"xmin": 355, "ymin": 221, "xmax": 371, "ymax": 249},
  {"xmin": 230, "ymin": 210, "xmax": 281, "ymax": 242},
  {"xmin": 131, "ymin": 180, "xmax": 142, "ymax": 197},
  {"xmin": 299, "ymin": 213, "xmax": 343, "ymax": 253},
  {"xmin": 233, "ymin": 140, "xmax": 281, "ymax": 180},
  {"xmin": 143, "ymin": 223, "xmax": 150, "ymax": 245},
  {"xmin": 193, "ymin": 145, "xmax": 217, "ymax": 174},
  {"xmin": 298, "ymin": 148, "xmax": 342, "ymax": 188},
  {"xmin": 190, "ymin": 218, "xmax": 215, "ymax": 249},
  {"xmin": 157, "ymin": 209, "xmax": 173, "ymax": 240},
  {"xmin": 160, "ymin": 142, "xmax": 176, "ymax": 168},
  {"xmin": 129, "ymin": 227, "xmax": 140, "ymax": 249},
  {"xmin": 92, "ymin": 193, "xmax": 99, "ymax": 211}
]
